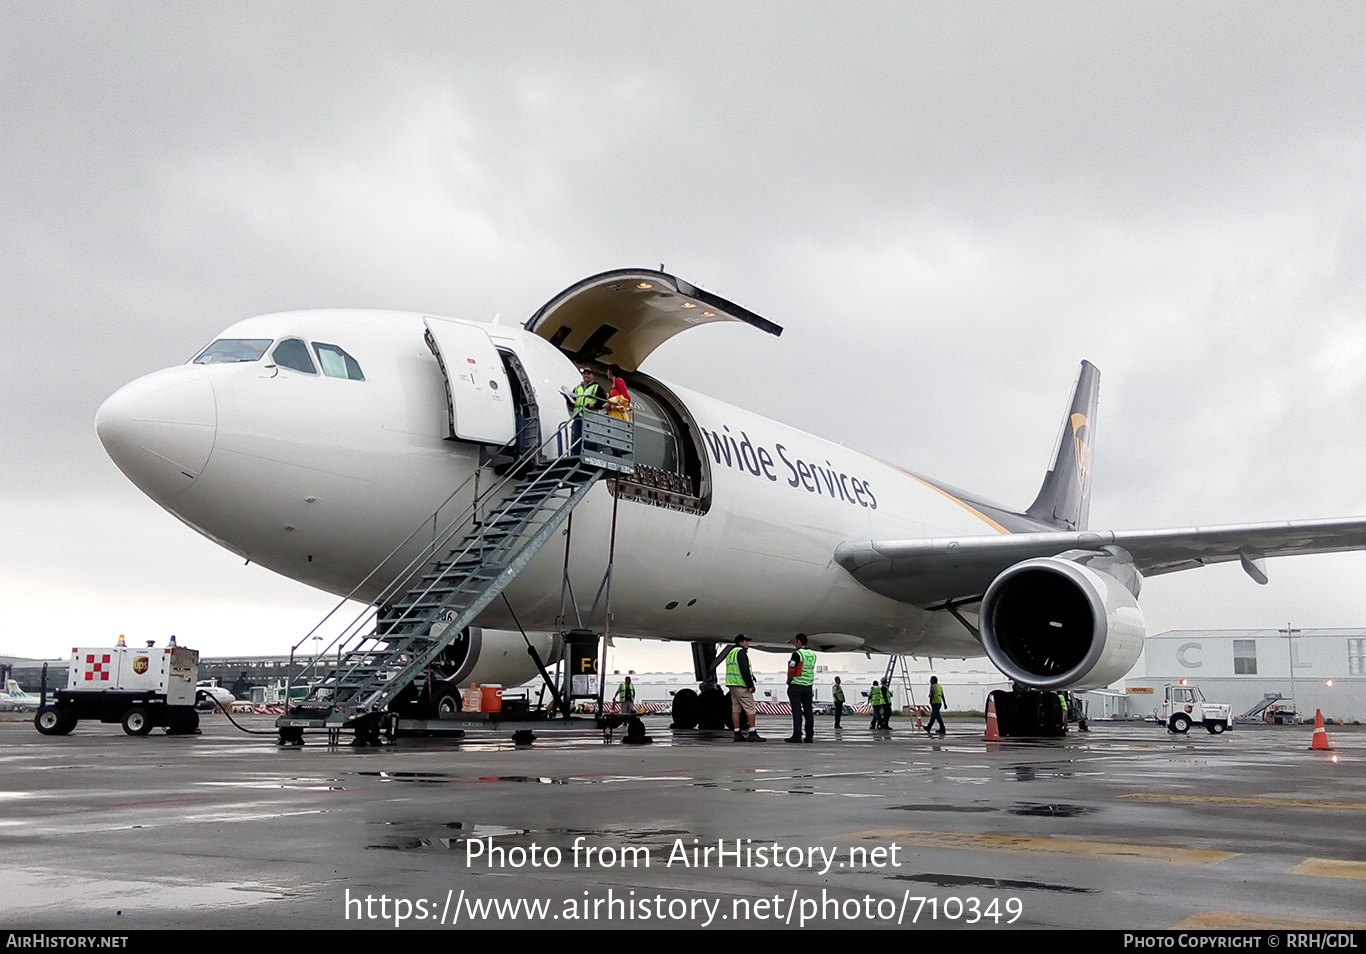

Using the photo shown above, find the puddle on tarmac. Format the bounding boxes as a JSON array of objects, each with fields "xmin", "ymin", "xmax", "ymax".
[
  {"xmin": 1007, "ymin": 802, "xmax": 1096, "ymax": 817},
  {"xmin": 367, "ymin": 824, "xmax": 692, "ymax": 851},
  {"xmin": 1003, "ymin": 763, "xmax": 1084, "ymax": 781},
  {"xmin": 473, "ymin": 775, "xmax": 570, "ymax": 784},
  {"xmin": 355, "ymin": 771, "xmax": 452, "ymax": 782},
  {"xmin": 891, "ymin": 872, "xmax": 1097, "ymax": 894},
  {"xmin": 366, "ymin": 837, "xmax": 430, "ymax": 850}
]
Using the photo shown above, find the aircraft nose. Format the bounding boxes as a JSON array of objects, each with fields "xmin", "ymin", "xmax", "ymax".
[{"xmin": 96, "ymin": 366, "xmax": 217, "ymax": 501}]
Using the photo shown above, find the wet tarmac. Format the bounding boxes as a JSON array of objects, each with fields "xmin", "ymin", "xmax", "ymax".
[{"xmin": 2, "ymin": 713, "xmax": 1363, "ymax": 930}]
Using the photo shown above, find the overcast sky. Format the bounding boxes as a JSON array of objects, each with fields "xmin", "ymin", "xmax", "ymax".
[{"xmin": 4, "ymin": 2, "xmax": 1366, "ymax": 672}]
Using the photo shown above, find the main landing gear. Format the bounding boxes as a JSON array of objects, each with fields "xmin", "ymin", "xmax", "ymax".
[
  {"xmin": 986, "ymin": 687, "xmax": 1084, "ymax": 737},
  {"xmin": 671, "ymin": 640, "xmax": 733, "ymax": 730}
]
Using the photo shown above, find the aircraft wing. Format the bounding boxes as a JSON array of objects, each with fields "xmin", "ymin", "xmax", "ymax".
[{"xmin": 834, "ymin": 516, "xmax": 1366, "ymax": 606}]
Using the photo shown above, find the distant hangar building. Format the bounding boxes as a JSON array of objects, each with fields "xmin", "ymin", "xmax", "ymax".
[{"xmin": 1126, "ymin": 628, "xmax": 1365, "ymax": 722}]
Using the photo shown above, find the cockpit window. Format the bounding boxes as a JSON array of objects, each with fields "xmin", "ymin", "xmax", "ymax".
[
  {"xmin": 271, "ymin": 338, "xmax": 316, "ymax": 374},
  {"xmin": 312, "ymin": 342, "xmax": 365, "ymax": 381},
  {"xmin": 192, "ymin": 338, "xmax": 273, "ymax": 364}
]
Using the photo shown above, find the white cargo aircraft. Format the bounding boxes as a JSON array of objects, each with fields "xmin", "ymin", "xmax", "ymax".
[{"xmin": 96, "ymin": 269, "xmax": 1366, "ymax": 735}]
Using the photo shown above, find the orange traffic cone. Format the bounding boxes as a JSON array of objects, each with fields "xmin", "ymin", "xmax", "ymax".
[
  {"xmin": 983, "ymin": 695, "xmax": 1002, "ymax": 741},
  {"xmin": 1308, "ymin": 709, "xmax": 1333, "ymax": 751}
]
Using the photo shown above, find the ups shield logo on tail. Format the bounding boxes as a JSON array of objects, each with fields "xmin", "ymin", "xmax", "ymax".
[{"xmin": 1070, "ymin": 412, "xmax": 1092, "ymax": 493}]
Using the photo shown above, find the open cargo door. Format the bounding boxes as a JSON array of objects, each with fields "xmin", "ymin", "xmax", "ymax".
[
  {"xmin": 525, "ymin": 269, "xmax": 782, "ymax": 372},
  {"xmin": 423, "ymin": 317, "xmax": 516, "ymax": 445}
]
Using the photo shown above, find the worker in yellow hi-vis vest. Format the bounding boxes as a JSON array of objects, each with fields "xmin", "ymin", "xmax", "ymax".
[
  {"xmin": 613, "ymin": 676, "xmax": 635, "ymax": 714},
  {"xmin": 926, "ymin": 675, "xmax": 947, "ymax": 735},
  {"xmin": 785, "ymin": 633, "xmax": 816, "ymax": 743}
]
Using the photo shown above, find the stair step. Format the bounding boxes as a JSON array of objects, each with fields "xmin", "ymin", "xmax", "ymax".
[{"xmin": 305, "ymin": 458, "xmax": 608, "ymax": 717}]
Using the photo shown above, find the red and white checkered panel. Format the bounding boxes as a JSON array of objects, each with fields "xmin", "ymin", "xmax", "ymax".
[{"xmin": 68, "ymin": 653, "xmax": 114, "ymax": 687}]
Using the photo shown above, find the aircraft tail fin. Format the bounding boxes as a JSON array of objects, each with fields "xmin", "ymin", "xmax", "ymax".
[
  {"xmin": 1025, "ymin": 360, "xmax": 1099, "ymax": 532},
  {"xmin": 6, "ymin": 679, "xmax": 23, "ymax": 698}
]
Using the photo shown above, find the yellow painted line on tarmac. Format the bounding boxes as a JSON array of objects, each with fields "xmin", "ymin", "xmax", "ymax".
[
  {"xmin": 1290, "ymin": 858, "xmax": 1366, "ymax": 879},
  {"xmin": 1121, "ymin": 793, "xmax": 1366, "ymax": 810},
  {"xmin": 1174, "ymin": 912, "xmax": 1366, "ymax": 930},
  {"xmin": 847, "ymin": 829, "xmax": 1235, "ymax": 865}
]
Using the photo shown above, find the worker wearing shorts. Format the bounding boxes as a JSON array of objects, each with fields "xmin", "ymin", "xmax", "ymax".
[{"xmin": 724, "ymin": 634, "xmax": 764, "ymax": 742}]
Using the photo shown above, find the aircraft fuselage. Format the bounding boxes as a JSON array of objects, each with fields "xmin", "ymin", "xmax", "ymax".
[{"xmin": 97, "ymin": 309, "xmax": 1027, "ymax": 657}]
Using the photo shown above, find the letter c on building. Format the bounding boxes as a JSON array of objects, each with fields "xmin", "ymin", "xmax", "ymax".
[{"xmin": 1176, "ymin": 642, "xmax": 1202, "ymax": 669}]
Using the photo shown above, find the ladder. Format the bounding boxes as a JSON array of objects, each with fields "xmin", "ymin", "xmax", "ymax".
[
  {"xmin": 882, "ymin": 654, "xmax": 918, "ymax": 711},
  {"xmin": 278, "ymin": 412, "xmax": 634, "ymax": 736}
]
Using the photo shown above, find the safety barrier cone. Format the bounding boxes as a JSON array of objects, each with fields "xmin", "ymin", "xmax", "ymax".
[
  {"xmin": 1308, "ymin": 709, "xmax": 1333, "ymax": 751},
  {"xmin": 983, "ymin": 696, "xmax": 1002, "ymax": 741}
]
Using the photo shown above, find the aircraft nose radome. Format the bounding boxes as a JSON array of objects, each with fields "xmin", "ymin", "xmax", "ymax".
[{"xmin": 96, "ymin": 366, "xmax": 217, "ymax": 501}]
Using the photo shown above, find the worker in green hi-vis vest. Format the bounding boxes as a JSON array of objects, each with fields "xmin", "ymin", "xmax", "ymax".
[
  {"xmin": 868, "ymin": 680, "xmax": 885, "ymax": 730},
  {"xmin": 926, "ymin": 675, "xmax": 947, "ymax": 735},
  {"xmin": 785, "ymin": 633, "xmax": 816, "ymax": 744},
  {"xmin": 613, "ymin": 676, "xmax": 635, "ymax": 714},
  {"xmin": 724, "ymin": 634, "xmax": 764, "ymax": 742}
]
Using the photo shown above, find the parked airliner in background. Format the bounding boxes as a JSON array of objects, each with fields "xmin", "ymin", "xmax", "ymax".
[
  {"xmin": 4, "ymin": 679, "xmax": 43, "ymax": 711},
  {"xmin": 195, "ymin": 680, "xmax": 236, "ymax": 711},
  {"xmin": 95, "ymin": 268, "xmax": 1366, "ymax": 734}
]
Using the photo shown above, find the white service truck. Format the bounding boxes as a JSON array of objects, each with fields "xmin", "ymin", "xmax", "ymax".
[
  {"xmin": 1159, "ymin": 683, "xmax": 1231, "ymax": 735},
  {"xmin": 34, "ymin": 644, "xmax": 201, "ymax": 736}
]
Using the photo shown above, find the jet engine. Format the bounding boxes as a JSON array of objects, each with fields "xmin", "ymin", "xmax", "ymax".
[
  {"xmin": 429, "ymin": 625, "xmax": 562, "ymax": 687},
  {"xmin": 400, "ymin": 625, "xmax": 563, "ymax": 718},
  {"xmin": 978, "ymin": 556, "xmax": 1144, "ymax": 691}
]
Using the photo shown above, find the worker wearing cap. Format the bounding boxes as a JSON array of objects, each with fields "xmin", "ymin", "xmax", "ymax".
[
  {"xmin": 724, "ymin": 634, "xmax": 764, "ymax": 742},
  {"xmin": 785, "ymin": 633, "xmax": 817, "ymax": 743},
  {"xmin": 563, "ymin": 367, "xmax": 605, "ymax": 452},
  {"xmin": 569, "ymin": 367, "xmax": 604, "ymax": 416},
  {"xmin": 832, "ymin": 676, "xmax": 845, "ymax": 730}
]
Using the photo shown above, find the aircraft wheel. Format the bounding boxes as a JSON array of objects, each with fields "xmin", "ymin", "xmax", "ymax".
[
  {"xmin": 1169, "ymin": 713, "xmax": 1192, "ymax": 734},
  {"xmin": 122, "ymin": 706, "xmax": 154, "ymax": 736},
  {"xmin": 696, "ymin": 687, "xmax": 730, "ymax": 730},
  {"xmin": 1207, "ymin": 721, "xmax": 1226, "ymax": 735},
  {"xmin": 433, "ymin": 689, "xmax": 461, "ymax": 720},
  {"xmin": 35, "ymin": 706, "xmax": 74, "ymax": 736},
  {"xmin": 670, "ymin": 689, "xmax": 699, "ymax": 729}
]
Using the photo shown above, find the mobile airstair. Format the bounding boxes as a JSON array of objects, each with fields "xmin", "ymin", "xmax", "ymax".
[{"xmin": 277, "ymin": 413, "xmax": 633, "ymax": 743}]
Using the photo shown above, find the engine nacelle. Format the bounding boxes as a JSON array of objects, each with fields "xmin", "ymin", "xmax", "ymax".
[
  {"xmin": 428, "ymin": 624, "xmax": 563, "ymax": 688},
  {"xmin": 979, "ymin": 557, "xmax": 1145, "ymax": 690}
]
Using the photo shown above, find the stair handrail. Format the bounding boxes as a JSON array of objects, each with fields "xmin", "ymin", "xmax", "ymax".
[
  {"xmin": 315, "ymin": 421, "xmax": 590, "ymax": 704},
  {"xmin": 287, "ymin": 418, "xmax": 551, "ymax": 693},
  {"xmin": 285, "ymin": 417, "xmax": 583, "ymax": 700}
]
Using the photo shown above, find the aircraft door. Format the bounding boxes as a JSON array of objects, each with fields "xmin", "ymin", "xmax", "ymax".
[{"xmin": 423, "ymin": 317, "xmax": 516, "ymax": 445}]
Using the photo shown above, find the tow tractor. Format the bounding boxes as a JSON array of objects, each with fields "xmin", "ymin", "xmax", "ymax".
[
  {"xmin": 1157, "ymin": 681, "xmax": 1231, "ymax": 734},
  {"xmin": 34, "ymin": 641, "xmax": 201, "ymax": 737}
]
